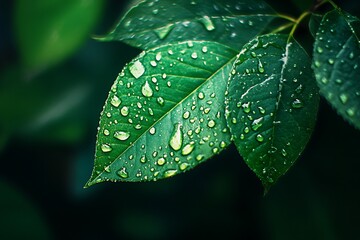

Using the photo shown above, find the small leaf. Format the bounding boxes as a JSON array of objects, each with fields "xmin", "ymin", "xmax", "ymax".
[
  {"xmin": 98, "ymin": 0, "xmax": 278, "ymax": 50},
  {"xmin": 225, "ymin": 34, "xmax": 319, "ymax": 190},
  {"xmin": 14, "ymin": 0, "xmax": 104, "ymax": 72},
  {"xmin": 312, "ymin": 9, "xmax": 360, "ymax": 129},
  {"xmin": 309, "ymin": 13, "xmax": 323, "ymax": 38},
  {"xmin": 85, "ymin": 41, "xmax": 237, "ymax": 187}
]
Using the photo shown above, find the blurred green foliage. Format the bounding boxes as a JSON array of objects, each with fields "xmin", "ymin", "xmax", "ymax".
[
  {"xmin": 0, "ymin": 0, "xmax": 360, "ymax": 239},
  {"xmin": 14, "ymin": 0, "xmax": 104, "ymax": 74}
]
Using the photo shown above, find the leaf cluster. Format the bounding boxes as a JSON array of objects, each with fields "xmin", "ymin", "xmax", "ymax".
[{"xmin": 86, "ymin": 0, "xmax": 360, "ymax": 192}]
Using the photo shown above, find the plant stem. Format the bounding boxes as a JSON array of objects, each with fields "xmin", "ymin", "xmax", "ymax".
[
  {"xmin": 277, "ymin": 13, "xmax": 297, "ymax": 23},
  {"xmin": 288, "ymin": 11, "xmax": 311, "ymax": 40},
  {"xmin": 271, "ymin": 22, "xmax": 294, "ymax": 34}
]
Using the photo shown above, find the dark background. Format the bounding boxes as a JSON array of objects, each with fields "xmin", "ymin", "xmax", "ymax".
[{"xmin": 1, "ymin": 0, "xmax": 360, "ymax": 239}]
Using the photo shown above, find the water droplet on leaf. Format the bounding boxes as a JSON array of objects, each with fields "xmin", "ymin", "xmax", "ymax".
[
  {"xmin": 129, "ymin": 60, "xmax": 145, "ymax": 79},
  {"xmin": 114, "ymin": 131, "xmax": 130, "ymax": 141},
  {"xmin": 169, "ymin": 123, "xmax": 183, "ymax": 151}
]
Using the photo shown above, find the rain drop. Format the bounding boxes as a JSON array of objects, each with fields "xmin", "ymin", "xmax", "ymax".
[
  {"xmin": 120, "ymin": 106, "xmax": 129, "ymax": 116},
  {"xmin": 346, "ymin": 107, "xmax": 355, "ymax": 117},
  {"xmin": 157, "ymin": 157, "xmax": 166, "ymax": 166},
  {"xmin": 157, "ymin": 97, "xmax": 165, "ymax": 106},
  {"xmin": 164, "ymin": 169, "xmax": 177, "ymax": 178},
  {"xmin": 242, "ymin": 102, "xmax": 251, "ymax": 113},
  {"xmin": 179, "ymin": 162, "xmax": 189, "ymax": 170},
  {"xmin": 258, "ymin": 60, "xmax": 265, "ymax": 73},
  {"xmin": 291, "ymin": 99, "xmax": 303, "ymax": 108},
  {"xmin": 183, "ymin": 111, "xmax": 190, "ymax": 119},
  {"xmin": 200, "ymin": 16, "xmax": 215, "ymax": 31},
  {"xmin": 129, "ymin": 60, "xmax": 145, "ymax": 79},
  {"xmin": 207, "ymin": 120, "xmax": 216, "ymax": 128},
  {"xmin": 256, "ymin": 134, "xmax": 264, "ymax": 142},
  {"xmin": 251, "ymin": 117, "xmax": 264, "ymax": 131},
  {"xmin": 198, "ymin": 92, "xmax": 205, "ymax": 99},
  {"xmin": 117, "ymin": 167, "xmax": 128, "ymax": 178},
  {"xmin": 169, "ymin": 123, "xmax": 183, "ymax": 151},
  {"xmin": 154, "ymin": 24, "xmax": 174, "ymax": 39},
  {"xmin": 101, "ymin": 144, "xmax": 112, "ymax": 152},
  {"xmin": 141, "ymin": 81, "xmax": 153, "ymax": 97},
  {"xmin": 103, "ymin": 129, "xmax": 110, "ymax": 136},
  {"xmin": 114, "ymin": 131, "xmax": 130, "ymax": 141},
  {"xmin": 339, "ymin": 93, "xmax": 348, "ymax": 104},
  {"xmin": 181, "ymin": 142, "xmax": 195, "ymax": 156},
  {"xmin": 110, "ymin": 95, "xmax": 121, "ymax": 107},
  {"xmin": 149, "ymin": 127, "xmax": 156, "ymax": 135}
]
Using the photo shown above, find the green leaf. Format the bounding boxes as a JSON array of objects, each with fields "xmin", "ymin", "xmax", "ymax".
[
  {"xmin": 309, "ymin": 13, "xmax": 323, "ymax": 38},
  {"xmin": 98, "ymin": 0, "xmax": 278, "ymax": 50},
  {"xmin": 14, "ymin": 0, "xmax": 104, "ymax": 72},
  {"xmin": 312, "ymin": 9, "xmax": 360, "ymax": 130},
  {"xmin": 85, "ymin": 41, "xmax": 237, "ymax": 187},
  {"xmin": 225, "ymin": 34, "xmax": 319, "ymax": 190}
]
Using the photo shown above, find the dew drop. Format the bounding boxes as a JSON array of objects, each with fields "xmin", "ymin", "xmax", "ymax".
[
  {"xmin": 202, "ymin": 46, "xmax": 208, "ymax": 53},
  {"xmin": 141, "ymin": 81, "xmax": 153, "ymax": 97},
  {"xmin": 242, "ymin": 102, "xmax": 251, "ymax": 113},
  {"xmin": 196, "ymin": 154, "xmax": 204, "ymax": 161},
  {"xmin": 120, "ymin": 106, "xmax": 129, "ymax": 116},
  {"xmin": 339, "ymin": 93, "xmax": 348, "ymax": 104},
  {"xmin": 164, "ymin": 169, "xmax": 177, "ymax": 178},
  {"xmin": 220, "ymin": 141, "xmax": 226, "ymax": 148},
  {"xmin": 328, "ymin": 59, "xmax": 334, "ymax": 65},
  {"xmin": 117, "ymin": 167, "xmax": 128, "ymax": 178},
  {"xmin": 256, "ymin": 134, "xmax": 264, "ymax": 142},
  {"xmin": 258, "ymin": 106, "xmax": 266, "ymax": 114},
  {"xmin": 140, "ymin": 155, "xmax": 147, "ymax": 163},
  {"xmin": 154, "ymin": 24, "xmax": 174, "ymax": 39},
  {"xmin": 258, "ymin": 60, "xmax": 265, "ymax": 73},
  {"xmin": 349, "ymin": 52, "xmax": 355, "ymax": 59},
  {"xmin": 103, "ymin": 129, "xmax": 110, "ymax": 136},
  {"xmin": 251, "ymin": 117, "xmax": 264, "ymax": 131},
  {"xmin": 316, "ymin": 47, "xmax": 323, "ymax": 53},
  {"xmin": 110, "ymin": 95, "xmax": 121, "ymax": 107},
  {"xmin": 183, "ymin": 111, "xmax": 190, "ymax": 119},
  {"xmin": 169, "ymin": 123, "xmax": 183, "ymax": 151},
  {"xmin": 281, "ymin": 149, "xmax": 287, "ymax": 157},
  {"xmin": 200, "ymin": 16, "xmax": 215, "ymax": 31},
  {"xmin": 346, "ymin": 107, "xmax": 355, "ymax": 117},
  {"xmin": 212, "ymin": 147, "xmax": 219, "ymax": 154},
  {"xmin": 114, "ymin": 131, "xmax": 130, "ymax": 141},
  {"xmin": 101, "ymin": 144, "xmax": 112, "ymax": 152},
  {"xmin": 291, "ymin": 99, "xmax": 303, "ymax": 108},
  {"xmin": 314, "ymin": 61, "xmax": 321, "ymax": 67},
  {"xmin": 191, "ymin": 52, "xmax": 198, "ymax": 59},
  {"xmin": 156, "ymin": 52, "xmax": 162, "ymax": 61},
  {"xmin": 179, "ymin": 162, "xmax": 189, "ymax": 170},
  {"xmin": 198, "ymin": 92, "xmax": 205, "ymax": 99},
  {"xmin": 181, "ymin": 142, "xmax": 195, "ymax": 156},
  {"xmin": 157, "ymin": 97, "xmax": 165, "ymax": 106},
  {"xmin": 157, "ymin": 157, "xmax": 166, "ymax": 166},
  {"xmin": 104, "ymin": 166, "xmax": 111, "ymax": 173},
  {"xmin": 207, "ymin": 120, "xmax": 216, "ymax": 128},
  {"xmin": 129, "ymin": 60, "xmax": 145, "ymax": 79},
  {"xmin": 149, "ymin": 127, "xmax": 156, "ymax": 135}
]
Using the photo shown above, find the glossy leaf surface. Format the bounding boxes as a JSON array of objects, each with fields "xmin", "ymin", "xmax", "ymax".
[
  {"xmin": 226, "ymin": 34, "xmax": 319, "ymax": 189},
  {"xmin": 312, "ymin": 9, "xmax": 360, "ymax": 129},
  {"xmin": 98, "ymin": 0, "xmax": 278, "ymax": 50},
  {"xmin": 86, "ymin": 41, "xmax": 236, "ymax": 187},
  {"xmin": 309, "ymin": 13, "xmax": 322, "ymax": 38}
]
